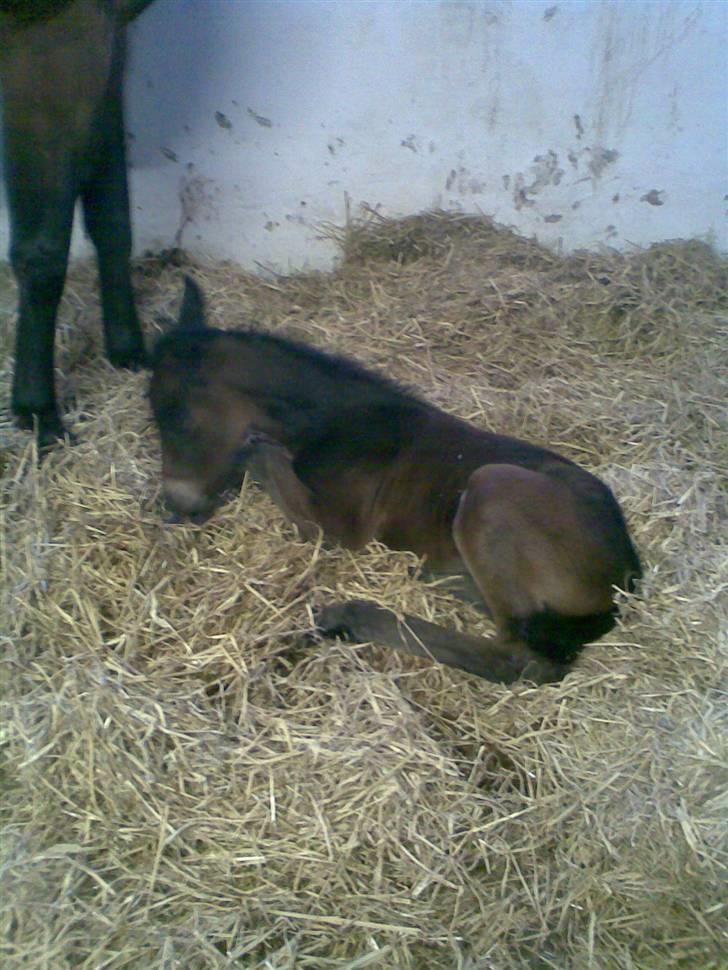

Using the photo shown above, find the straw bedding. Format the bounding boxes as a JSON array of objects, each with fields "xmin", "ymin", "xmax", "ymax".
[{"xmin": 1, "ymin": 210, "xmax": 726, "ymax": 968}]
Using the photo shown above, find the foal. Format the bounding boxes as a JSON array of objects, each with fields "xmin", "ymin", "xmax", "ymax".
[{"xmin": 150, "ymin": 278, "xmax": 642, "ymax": 684}]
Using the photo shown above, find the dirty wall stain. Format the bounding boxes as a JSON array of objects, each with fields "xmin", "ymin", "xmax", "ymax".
[
  {"xmin": 512, "ymin": 150, "xmax": 564, "ymax": 210},
  {"xmin": 590, "ymin": 2, "xmax": 700, "ymax": 142}
]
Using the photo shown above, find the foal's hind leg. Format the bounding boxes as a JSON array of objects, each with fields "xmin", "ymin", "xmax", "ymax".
[
  {"xmin": 452, "ymin": 463, "xmax": 616, "ymax": 666},
  {"xmin": 315, "ymin": 599, "xmax": 562, "ymax": 683}
]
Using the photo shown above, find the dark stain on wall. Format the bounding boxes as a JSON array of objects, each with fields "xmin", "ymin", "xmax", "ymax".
[
  {"xmin": 588, "ymin": 147, "xmax": 619, "ymax": 177},
  {"xmin": 512, "ymin": 150, "xmax": 564, "ymax": 210},
  {"xmin": 446, "ymin": 166, "xmax": 485, "ymax": 194},
  {"xmin": 248, "ymin": 108, "xmax": 273, "ymax": 128}
]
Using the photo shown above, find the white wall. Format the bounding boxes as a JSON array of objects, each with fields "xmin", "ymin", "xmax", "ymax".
[{"xmin": 2, "ymin": 0, "xmax": 727, "ymax": 271}]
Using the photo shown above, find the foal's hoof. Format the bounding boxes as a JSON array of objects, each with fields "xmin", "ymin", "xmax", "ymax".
[
  {"xmin": 164, "ymin": 507, "xmax": 213, "ymax": 526},
  {"xmin": 314, "ymin": 600, "xmax": 379, "ymax": 644},
  {"xmin": 314, "ymin": 603, "xmax": 356, "ymax": 642},
  {"xmin": 239, "ymin": 434, "xmax": 291, "ymax": 487},
  {"xmin": 241, "ymin": 429, "xmax": 278, "ymax": 449},
  {"xmin": 520, "ymin": 658, "xmax": 571, "ymax": 686}
]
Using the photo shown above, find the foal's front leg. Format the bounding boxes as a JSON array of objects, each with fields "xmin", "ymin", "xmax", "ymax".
[
  {"xmin": 242, "ymin": 433, "xmax": 379, "ymax": 549},
  {"xmin": 242, "ymin": 434, "xmax": 322, "ymax": 541}
]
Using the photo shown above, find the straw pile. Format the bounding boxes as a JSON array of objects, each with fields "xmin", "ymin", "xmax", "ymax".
[{"xmin": 1, "ymin": 209, "xmax": 726, "ymax": 968}]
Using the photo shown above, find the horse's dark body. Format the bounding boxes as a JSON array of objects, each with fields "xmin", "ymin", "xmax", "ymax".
[
  {"xmin": 149, "ymin": 278, "xmax": 642, "ymax": 685},
  {"xmin": 0, "ymin": 0, "xmax": 154, "ymax": 447}
]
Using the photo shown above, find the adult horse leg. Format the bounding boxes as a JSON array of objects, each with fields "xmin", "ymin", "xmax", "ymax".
[
  {"xmin": 3, "ymin": 128, "xmax": 77, "ymax": 446},
  {"xmin": 1, "ymin": 0, "xmax": 146, "ymax": 447},
  {"xmin": 2, "ymin": 3, "xmax": 114, "ymax": 445},
  {"xmin": 80, "ymin": 30, "xmax": 146, "ymax": 371}
]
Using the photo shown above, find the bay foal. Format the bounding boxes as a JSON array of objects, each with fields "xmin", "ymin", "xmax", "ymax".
[{"xmin": 150, "ymin": 279, "xmax": 641, "ymax": 684}]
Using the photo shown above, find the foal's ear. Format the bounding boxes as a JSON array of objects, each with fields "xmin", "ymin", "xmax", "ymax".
[{"xmin": 177, "ymin": 276, "xmax": 207, "ymax": 331}]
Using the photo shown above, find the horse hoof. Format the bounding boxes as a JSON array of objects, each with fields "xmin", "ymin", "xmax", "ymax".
[
  {"xmin": 314, "ymin": 600, "xmax": 376, "ymax": 643},
  {"xmin": 39, "ymin": 427, "xmax": 76, "ymax": 454},
  {"xmin": 14, "ymin": 410, "xmax": 75, "ymax": 452},
  {"xmin": 109, "ymin": 349, "xmax": 148, "ymax": 371},
  {"xmin": 314, "ymin": 602, "xmax": 355, "ymax": 641}
]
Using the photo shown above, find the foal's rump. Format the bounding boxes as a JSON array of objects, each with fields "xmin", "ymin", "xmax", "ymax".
[{"xmin": 453, "ymin": 460, "xmax": 641, "ymax": 661}]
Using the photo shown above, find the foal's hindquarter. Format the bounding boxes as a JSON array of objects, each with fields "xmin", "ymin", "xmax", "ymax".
[
  {"xmin": 245, "ymin": 411, "xmax": 639, "ymax": 683},
  {"xmin": 151, "ymin": 283, "xmax": 641, "ymax": 684}
]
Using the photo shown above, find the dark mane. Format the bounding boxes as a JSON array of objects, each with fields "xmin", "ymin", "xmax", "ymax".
[
  {"xmin": 233, "ymin": 329, "xmax": 414, "ymax": 400},
  {"xmin": 155, "ymin": 325, "xmax": 422, "ymax": 407}
]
